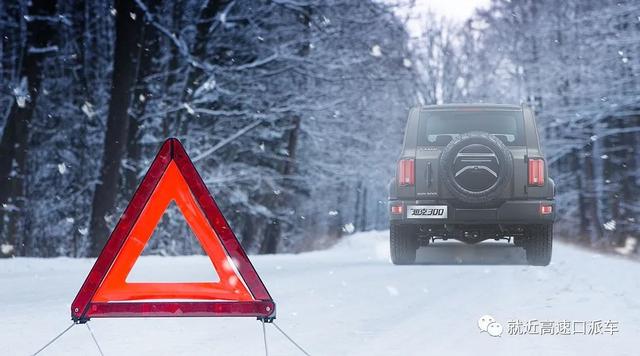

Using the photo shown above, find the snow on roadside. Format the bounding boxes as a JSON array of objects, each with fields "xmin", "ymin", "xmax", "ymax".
[{"xmin": 1, "ymin": 230, "xmax": 639, "ymax": 356}]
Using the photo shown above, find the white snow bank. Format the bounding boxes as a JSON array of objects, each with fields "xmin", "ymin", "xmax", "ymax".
[{"xmin": 1, "ymin": 230, "xmax": 639, "ymax": 355}]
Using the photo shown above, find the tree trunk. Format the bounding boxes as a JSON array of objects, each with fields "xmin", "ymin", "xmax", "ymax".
[
  {"xmin": 582, "ymin": 141, "xmax": 603, "ymax": 246},
  {"xmin": 239, "ymin": 213, "xmax": 257, "ymax": 252},
  {"xmin": 69, "ymin": 0, "xmax": 92, "ymax": 257},
  {"xmin": 620, "ymin": 116, "xmax": 640, "ymax": 243},
  {"xmin": 174, "ymin": 0, "xmax": 230, "ymax": 135},
  {"xmin": 571, "ymin": 148, "xmax": 588, "ymax": 238},
  {"xmin": 353, "ymin": 180, "xmax": 362, "ymax": 232},
  {"xmin": 0, "ymin": 0, "xmax": 57, "ymax": 257},
  {"xmin": 259, "ymin": 116, "xmax": 302, "ymax": 254},
  {"xmin": 162, "ymin": 0, "xmax": 183, "ymax": 137},
  {"xmin": 88, "ymin": 0, "xmax": 144, "ymax": 256},
  {"xmin": 360, "ymin": 186, "xmax": 368, "ymax": 232},
  {"xmin": 258, "ymin": 7, "xmax": 310, "ymax": 254},
  {"xmin": 124, "ymin": 2, "xmax": 160, "ymax": 198}
]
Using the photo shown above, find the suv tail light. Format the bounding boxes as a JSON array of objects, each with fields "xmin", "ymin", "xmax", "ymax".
[
  {"xmin": 398, "ymin": 159, "xmax": 415, "ymax": 186},
  {"xmin": 390, "ymin": 205, "xmax": 403, "ymax": 215},
  {"xmin": 528, "ymin": 158, "xmax": 545, "ymax": 186},
  {"xmin": 540, "ymin": 204, "xmax": 553, "ymax": 215}
]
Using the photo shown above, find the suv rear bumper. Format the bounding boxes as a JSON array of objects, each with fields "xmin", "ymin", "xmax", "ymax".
[{"xmin": 389, "ymin": 199, "xmax": 555, "ymax": 224}]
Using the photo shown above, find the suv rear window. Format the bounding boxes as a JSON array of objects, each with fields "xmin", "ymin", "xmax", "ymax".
[{"xmin": 418, "ymin": 109, "xmax": 525, "ymax": 146}]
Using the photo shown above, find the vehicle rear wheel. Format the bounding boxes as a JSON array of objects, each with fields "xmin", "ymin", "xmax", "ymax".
[
  {"xmin": 390, "ymin": 224, "xmax": 418, "ymax": 265},
  {"xmin": 523, "ymin": 224, "xmax": 553, "ymax": 266}
]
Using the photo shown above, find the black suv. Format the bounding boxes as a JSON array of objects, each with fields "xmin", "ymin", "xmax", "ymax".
[{"xmin": 389, "ymin": 104, "xmax": 555, "ymax": 266}]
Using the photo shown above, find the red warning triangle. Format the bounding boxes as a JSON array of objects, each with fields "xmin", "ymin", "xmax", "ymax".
[{"xmin": 71, "ymin": 138, "xmax": 275, "ymax": 322}]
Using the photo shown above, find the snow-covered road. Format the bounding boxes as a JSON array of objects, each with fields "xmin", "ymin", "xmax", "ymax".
[{"xmin": 2, "ymin": 231, "xmax": 639, "ymax": 355}]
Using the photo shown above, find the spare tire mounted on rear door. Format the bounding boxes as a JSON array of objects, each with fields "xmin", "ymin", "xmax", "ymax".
[{"xmin": 439, "ymin": 131, "xmax": 513, "ymax": 204}]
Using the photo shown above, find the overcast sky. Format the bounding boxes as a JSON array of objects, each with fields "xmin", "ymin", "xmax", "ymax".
[
  {"xmin": 422, "ymin": 0, "xmax": 490, "ymax": 21},
  {"xmin": 397, "ymin": 0, "xmax": 490, "ymax": 36}
]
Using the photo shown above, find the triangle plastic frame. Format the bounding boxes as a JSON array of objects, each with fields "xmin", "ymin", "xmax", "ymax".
[{"xmin": 71, "ymin": 138, "xmax": 275, "ymax": 322}]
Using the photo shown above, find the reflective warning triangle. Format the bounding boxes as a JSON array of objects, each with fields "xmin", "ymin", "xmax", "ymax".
[{"xmin": 71, "ymin": 138, "xmax": 275, "ymax": 322}]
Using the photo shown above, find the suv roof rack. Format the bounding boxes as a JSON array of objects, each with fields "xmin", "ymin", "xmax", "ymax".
[{"xmin": 420, "ymin": 103, "xmax": 521, "ymax": 111}]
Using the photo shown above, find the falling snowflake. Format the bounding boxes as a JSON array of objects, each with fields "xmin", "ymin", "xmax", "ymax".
[
  {"xmin": 183, "ymin": 103, "xmax": 195, "ymax": 115},
  {"xmin": 78, "ymin": 227, "xmax": 89, "ymax": 236},
  {"xmin": 614, "ymin": 237, "xmax": 637, "ymax": 256},
  {"xmin": 202, "ymin": 77, "xmax": 216, "ymax": 91},
  {"xmin": 1, "ymin": 244, "xmax": 14, "ymax": 255},
  {"xmin": 13, "ymin": 77, "xmax": 28, "ymax": 108},
  {"xmin": 370, "ymin": 45, "xmax": 382, "ymax": 57},
  {"xmin": 81, "ymin": 102, "xmax": 95, "ymax": 118},
  {"xmin": 2, "ymin": 203, "xmax": 18, "ymax": 212},
  {"xmin": 603, "ymin": 220, "xmax": 616, "ymax": 231},
  {"xmin": 57, "ymin": 162, "xmax": 67, "ymax": 175},
  {"xmin": 386, "ymin": 285, "xmax": 399, "ymax": 296},
  {"xmin": 342, "ymin": 223, "xmax": 355, "ymax": 234},
  {"xmin": 402, "ymin": 58, "xmax": 412, "ymax": 68}
]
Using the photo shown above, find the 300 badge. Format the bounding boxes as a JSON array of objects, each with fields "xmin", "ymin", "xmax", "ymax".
[{"xmin": 406, "ymin": 205, "xmax": 448, "ymax": 219}]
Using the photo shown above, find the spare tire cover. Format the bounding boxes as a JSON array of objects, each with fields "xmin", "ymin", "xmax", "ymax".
[{"xmin": 439, "ymin": 131, "xmax": 513, "ymax": 204}]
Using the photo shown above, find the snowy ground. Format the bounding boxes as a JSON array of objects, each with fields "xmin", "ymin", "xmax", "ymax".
[{"xmin": 2, "ymin": 231, "xmax": 639, "ymax": 356}]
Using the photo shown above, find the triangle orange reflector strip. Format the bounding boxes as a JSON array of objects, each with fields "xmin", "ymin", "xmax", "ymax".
[{"xmin": 71, "ymin": 138, "xmax": 275, "ymax": 322}]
